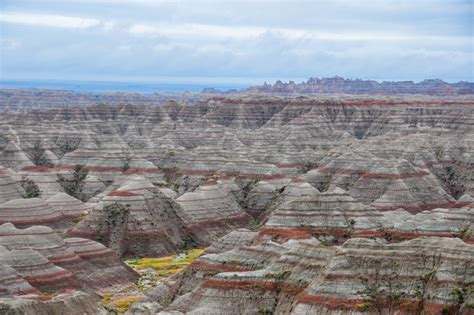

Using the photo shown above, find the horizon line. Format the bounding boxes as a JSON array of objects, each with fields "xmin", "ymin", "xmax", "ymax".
[{"xmin": 1, "ymin": 76, "xmax": 472, "ymax": 86}]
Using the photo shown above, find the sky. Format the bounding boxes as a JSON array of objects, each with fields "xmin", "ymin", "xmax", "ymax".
[{"xmin": 0, "ymin": 0, "xmax": 473, "ymax": 84}]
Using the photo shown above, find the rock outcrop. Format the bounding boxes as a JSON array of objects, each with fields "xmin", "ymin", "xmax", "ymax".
[
  {"xmin": 68, "ymin": 178, "xmax": 194, "ymax": 257},
  {"xmin": 292, "ymin": 237, "xmax": 474, "ymax": 314},
  {"xmin": 0, "ymin": 223, "xmax": 137, "ymax": 314},
  {"xmin": 0, "ymin": 196, "xmax": 90, "ymax": 232},
  {"xmin": 263, "ymin": 187, "xmax": 473, "ymax": 243},
  {"xmin": 133, "ymin": 235, "xmax": 473, "ymax": 315},
  {"xmin": 176, "ymin": 178, "xmax": 253, "ymax": 244},
  {"xmin": 0, "ymin": 223, "xmax": 137, "ymax": 291},
  {"xmin": 0, "ymin": 167, "xmax": 24, "ymax": 204},
  {"xmin": 245, "ymin": 76, "xmax": 474, "ymax": 95}
]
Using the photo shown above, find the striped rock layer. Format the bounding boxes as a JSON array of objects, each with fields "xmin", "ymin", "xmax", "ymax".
[
  {"xmin": 0, "ymin": 94, "xmax": 473, "ymax": 314},
  {"xmin": 0, "ymin": 196, "xmax": 91, "ymax": 232},
  {"xmin": 0, "ymin": 167, "xmax": 24, "ymax": 204},
  {"xmin": 68, "ymin": 178, "xmax": 195, "ymax": 257},
  {"xmin": 292, "ymin": 237, "xmax": 474, "ymax": 315},
  {"xmin": 0, "ymin": 223, "xmax": 137, "ymax": 296},
  {"xmin": 263, "ymin": 187, "xmax": 474, "ymax": 243},
  {"xmin": 176, "ymin": 178, "xmax": 253, "ymax": 244},
  {"xmin": 0, "ymin": 96, "xmax": 472, "ymax": 212},
  {"xmin": 133, "ymin": 235, "xmax": 473, "ymax": 315}
]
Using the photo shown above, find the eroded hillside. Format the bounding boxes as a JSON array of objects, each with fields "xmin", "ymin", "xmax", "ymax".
[{"xmin": 0, "ymin": 94, "xmax": 472, "ymax": 314}]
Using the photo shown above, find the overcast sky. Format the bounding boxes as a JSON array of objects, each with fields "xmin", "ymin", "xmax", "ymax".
[{"xmin": 0, "ymin": 0, "xmax": 472, "ymax": 84}]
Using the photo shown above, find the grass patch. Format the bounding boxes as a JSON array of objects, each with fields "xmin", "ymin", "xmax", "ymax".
[
  {"xmin": 99, "ymin": 285, "xmax": 143, "ymax": 315},
  {"xmin": 109, "ymin": 296, "xmax": 142, "ymax": 313},
  {"xmin": 101, "ymin": 249, "xmax": 205, "ymax": 314},
  {"xmin": 125, "ymin": 248, "xmax": 205, "ymax": 281}
]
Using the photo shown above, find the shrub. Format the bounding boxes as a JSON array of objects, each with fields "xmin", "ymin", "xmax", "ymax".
[
  {"xmin": 21, "ymin": 178, "xmax": 41, "ymax": 198},
  {"xmin": 56, "ymin": 137, "xmax": 80, "ymax": 156},
  {"xmin": 29, "ymin": 141, "xmax": 53, "ymax": 167},
  {"xmin": 57, "ymin": 164, "xmax": 88, "ymax": 200},
  {"xmin": 456, "ymin": 223, "xmax": 472, "ymax": 240}
]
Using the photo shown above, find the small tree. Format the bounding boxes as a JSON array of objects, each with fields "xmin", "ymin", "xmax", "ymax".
[
  {"xmin": 455, "ymin": 223, "xmax": 472, "ymax": 240},
  {"xmin": 356, "ymin": 257, "xmax": 407, "ymax": 315},
  {"xmin": 442, "ymin": 165, "xmax": 465, "ymax": 200},
  {"xmin": 412, "ymin": 251, "xmax": 443, "ymax": 314},
  {"xmin": 342, "ymin": 211, "xmax": 356, "ymax": 238},
  {"xmin": 56, "ymin": 137, "xmax": 80, "ymax": 157},
  {"xmin": 21, "ymin": 177, "xmax": 41, "ymax": 198},
  {"xmin": 355, "ymin": 251, "xmax": 443, "ymax": 315},
  {"xmin": 57, "ymin": 164, "xmax": 88, "ymax": 200},
  {"xmin": 449, "ymin": 261, "xmax": 474, "ymax": 314},
  {"xmin": 122, "ymin": 154, "xmax": 131, "ymax": 172},
  {"xmin": 29, "ymin": 140, "xmax": 53, "ymax": 167},
  {"xmin": 96, "ymin": 202, "xmax": 131, "ymax": 255}
]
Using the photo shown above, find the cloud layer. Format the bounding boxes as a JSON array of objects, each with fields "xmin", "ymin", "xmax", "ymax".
[{"xmin": 0, "ymin": 0, "xmax": 472, "ymax": 83}]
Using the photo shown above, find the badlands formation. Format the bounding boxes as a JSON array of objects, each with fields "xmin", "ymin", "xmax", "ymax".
[{"xmin": 0, "ymin": 91, "xmax": 472, "ymax": 314}]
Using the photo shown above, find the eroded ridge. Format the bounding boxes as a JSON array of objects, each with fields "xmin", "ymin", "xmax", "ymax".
[{"xmin": 0, "ymin": 94, "xmax": 473, "ymax": 314}]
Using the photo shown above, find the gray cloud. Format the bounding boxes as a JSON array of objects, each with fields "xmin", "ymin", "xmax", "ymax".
[{"xmin": 1, "ymin": 0, "xmax": 472, "ymax": 82}]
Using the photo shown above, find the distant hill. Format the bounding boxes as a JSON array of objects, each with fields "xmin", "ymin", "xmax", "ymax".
[{"xmin": 243, "ymin": 76, "xmax": 474, "ymax": 95}]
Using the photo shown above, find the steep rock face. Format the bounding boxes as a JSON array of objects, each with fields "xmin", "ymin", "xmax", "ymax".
[
  {"xmin": 135, "ymin": 236, "xmax": 336, "ymax": 314},
  {"xmin": 0, "ymin": 105, "xmax": 472, "ymax": 206},
  {"xmin": 0, "ymin": 248, "xmax": 80, "ymax": 292},
  {"xmin": 244, "ymin": 178, "xmax": 291, "ymax": 219},
  {"xmin": 205, "ymin": 229, "xmax": 259, "ymax": 254},
  {"xmin": 0, "ymin": 198, "xmax": 67, "ymax": 230},
  {"xmin": 68, "ymin": 178, "xmax": 194, "ymax": 257},
  {"xmin": 176, "ymin": 178, "xmax": 254, "ymax": 245},
  {"xmin": 292, "ymin": 237, "xmax": 474, "ymax": 315},
  {"xmin": 263, "ymin": 188, "xmax": 473, "ymax": 243},
  {"xmin": 127, "ymin": 181, "xmax": 472, "ymax": 314},
  {"xmin": 0, "ymin": 264, "xmax": 37, "ymax": 297},
  {"xmin": 18, "ymin": 167, "xmax": 63, "ymax": 199},
  {"xmin": 64, "ymin": 237, "xmax": 139, "ymax": 286},
  {"xmin": 0, "ymin": 142, "xmax": 33, "ymax": 170},
  {"xmin": 46, "ymin": 193, "xmax": 91, "ymax": 220},
  {"xmin": 0, "ymin": 93, "xmax": 472, "ymax": 314},
  {"xmin": 0, "ymin": 167, "xmax": 24, "ymax": 204},
  {"xmin": 262, "ymin": 188, "xmax": 382, "ymax": 242},
  {"xmin": 129, "ymin": 237, "xmax": 314, "ymax": 314},
  {"xmin": 0, "ymin": 223, "xmax": 138, "ymax": 292},
  {"xmin": 186, "ymin": 240, "xmax": 332, "ymax": 315},
  {"xmin": 135, "ymin": 236, "xmax": 473, "ymax": 315},
  {"xmin": 0, "ymin": 196, "xmax": 90, "ymax": 232},
  {"xmin": 0, "ymin": 222, "xmax": 130, "ymax": 314},
  {"xmin": 1, "ymin": 96, "xmax": 472, "ymax": 212},
  {"xmin": 303, "ymin": 152, "xmax": 458, "ymax": 212}
]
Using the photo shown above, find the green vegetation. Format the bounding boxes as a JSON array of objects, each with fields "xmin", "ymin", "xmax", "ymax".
[
  {"xmin": 95, "ymin": 203, "xmax": 130, "ymax": 248},
  {"xmin": 128, "ymin": 141, "xmax": 146, "ymax": 150},
  {"xmin": 101, "ymin": 248, "xmax": 204, "ymax": 314},
  {"xmin": 57, "ymin": 164, "xmax": 88, "ymax": 201},
  {"xmin": 266, "ymin": 269, "xmax": 291, "ymax": 280},
  {"xmin": 57, "ymin": 137, "xmax": 81, "ymax": 156},
  {"xmin": 356, "ymin": 252, "xmax": 443, "ymax": 315},
  {"xmin": 456, "ymin": 223, "xmax": 472, "ymax": 240},
  {"xmin": 125, "ymin": 248, "xmax": 205, "ymax": 281},
  {"xmin": 122, "ymin": 155, "xmax": 131, "ymax": 172},
  {"xmin": 106, "ymin": 295, "xmax": 141, "ymax": 314},
  {"xmin": 448, "ymin": 261, "xmax": 474, "ymax": 314},
  {"xmin": 21, "ymin": 177, "xmax": 41, "ymax": 198},
  {"xmin": 30, "ymin": 141, "xmax": 53, "ymax": 167}
]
